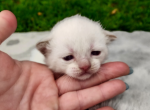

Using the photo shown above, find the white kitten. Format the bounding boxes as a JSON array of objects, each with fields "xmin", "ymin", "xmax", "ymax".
[{"xmin": 36, "ymin": 15, "xmax": 116, "ymax": 80}]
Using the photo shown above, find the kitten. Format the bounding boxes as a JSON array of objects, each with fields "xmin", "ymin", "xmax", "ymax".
[{"xmin": 36, "ymin": 15, "xmax": 116, "ymax": 80}]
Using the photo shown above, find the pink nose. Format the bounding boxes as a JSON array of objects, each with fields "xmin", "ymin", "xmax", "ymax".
[{"xmin": 79, "ymin": 65, "xmax": 91, "ymax": 71}]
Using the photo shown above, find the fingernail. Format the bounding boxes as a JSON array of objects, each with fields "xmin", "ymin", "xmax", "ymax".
[
  {"xmin": 129, "ymin": 67, "xmax": 133, "ymax": 75},
  {"xmin": 125, "ymin": 82, "xmax": 129, "ymax": 90}
]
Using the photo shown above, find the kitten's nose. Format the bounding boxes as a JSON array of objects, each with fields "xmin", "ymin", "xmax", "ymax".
[
  {"xmin": 79, "ymin": 65, "xmax": 91, "ymax": 71},
  {"xmin": 78, "ymin": 58, "xmax": 91, "ymax": 71}
]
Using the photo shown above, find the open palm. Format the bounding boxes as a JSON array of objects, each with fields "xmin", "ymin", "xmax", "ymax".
[{"xmin": 0, "ymin": 10, "xmax": 130, "ymax": 110}]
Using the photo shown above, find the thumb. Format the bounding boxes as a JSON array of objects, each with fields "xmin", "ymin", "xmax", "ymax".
[{"xmin": 0, "ymin": 10, "xmax": 17, "ymax": 44}]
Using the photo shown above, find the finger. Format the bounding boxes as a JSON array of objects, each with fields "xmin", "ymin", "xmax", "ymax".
[
  {"xmin": 59, "ymin": 79, "xmax": 126, "ymax": 110},
  {"xmin": 0, "ymin": 10, "xmax": 17, "ymax": 44},
  {"xmin": 57, "ymin": 62, "xmax": 129, "ymax": 95},
  {"xmin": 97, "ymin": 106, "xmax": 114, "ymax": 110}
]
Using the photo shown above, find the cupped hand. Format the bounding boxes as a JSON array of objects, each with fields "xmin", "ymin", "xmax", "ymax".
[{"xmin": 0, "ymin": 10, "xmax": 130, "ymax": 110}]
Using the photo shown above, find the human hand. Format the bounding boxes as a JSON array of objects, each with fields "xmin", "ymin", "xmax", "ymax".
[{"xmin": 0, "ymin": 10, "xmax": 130, "ymax": 110}]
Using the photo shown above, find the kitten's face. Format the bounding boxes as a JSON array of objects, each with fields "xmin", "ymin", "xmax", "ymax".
[
  {"xmin": 37, "ymin": 15, "xmax": 116, "ymax": 80},
  {"xmin": 45, "ymin": 32, "xmax": 108, "ymax": 80}
]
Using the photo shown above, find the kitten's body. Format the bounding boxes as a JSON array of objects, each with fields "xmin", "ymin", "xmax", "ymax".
[{"xmin": 34, "ymin": 15, "xmax": 116, "ymax": 80}]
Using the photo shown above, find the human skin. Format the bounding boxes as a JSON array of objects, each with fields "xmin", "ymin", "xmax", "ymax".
[{"xmin": 0, "ymin": 10, "xmax": 130, "ymax": 110}]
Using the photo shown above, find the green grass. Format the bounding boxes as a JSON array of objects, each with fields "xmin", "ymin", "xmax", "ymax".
[{"xmin": 1, "ymin": 0, "xmax": 150, "ymax": 32}]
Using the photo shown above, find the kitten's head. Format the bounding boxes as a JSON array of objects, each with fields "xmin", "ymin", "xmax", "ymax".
[{"xmin": 36, "ymin": 15, "xmax": 116, "ymax": 80}]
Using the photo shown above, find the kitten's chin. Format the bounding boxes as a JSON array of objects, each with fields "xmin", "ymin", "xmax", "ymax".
[{"xmin": 72, "ymin": 73, "xmax": 93, "ymax": 80}]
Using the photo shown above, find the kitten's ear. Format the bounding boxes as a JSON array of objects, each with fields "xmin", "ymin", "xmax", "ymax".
[
  {"xmin": 36, "ymin": 40, "xmax": 50, "ymax": 56},
  {"xmin": 103, "ymin": 30, "xmax": 117, "ymax": 44}
]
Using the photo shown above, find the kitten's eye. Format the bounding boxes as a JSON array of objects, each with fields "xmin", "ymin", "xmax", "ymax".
[
  {"xmin": 63, "ymin": 55, "xmax": 74, "ymax": 61},
  {"xmin": 91, "ymin": 51, "xmax": 101, "ymax": 56}
]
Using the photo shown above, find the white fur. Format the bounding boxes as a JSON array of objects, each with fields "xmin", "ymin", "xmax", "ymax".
[{"xmin": 34, "ymin": 15, "xmax": 115, "ymax": 80}]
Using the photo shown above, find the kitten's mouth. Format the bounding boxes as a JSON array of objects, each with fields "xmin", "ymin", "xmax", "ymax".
[
  {"xmin": 75, "ymin": 72, "xmax": 92, "ymax": 80},
  {"xmin": 75, "ymin": 69, "xmax": 99, "ymax": 80},
  {"xmin": 69, "ymin": 69, "xmax": 99, "ymax": 80},
  {"xmin": 79, "ymin": 72, "xmax": 89, "ymax": 76}
]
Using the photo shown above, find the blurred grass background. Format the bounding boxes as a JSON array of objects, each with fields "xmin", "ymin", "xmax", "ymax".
[{"xmin": 0, "ymin": 0, "xmax": 150, "ymax": 32}]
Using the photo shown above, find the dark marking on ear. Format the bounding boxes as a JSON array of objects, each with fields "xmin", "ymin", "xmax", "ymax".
[
  {"xmin": 103, "ymin": 30, "xmax": 117, "ymax": 44},
  {"xmin": 36, "ymin": 41, "xmax": 49, "ymax": 56},
  {"xmin": 107, "ymin": 34, "xmax": 117, "ymax": 41}
]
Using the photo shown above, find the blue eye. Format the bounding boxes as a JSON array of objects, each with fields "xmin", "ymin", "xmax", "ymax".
[
  {"xmin": 91, "ymin": 51, "xmax": 101, "ymax": 56},
  {"xmin": 63, "ymin": 55, "xmax": 74, "ymax": 61}
]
